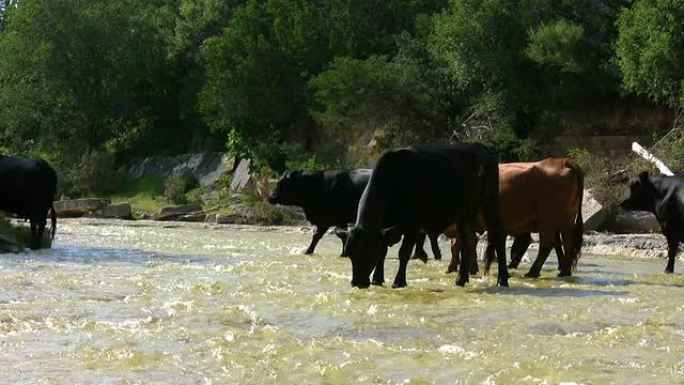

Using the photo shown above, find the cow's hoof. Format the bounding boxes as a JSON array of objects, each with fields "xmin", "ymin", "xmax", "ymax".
[
  {"xmin": 665, "ymin": 268, "xmax": 674, "ymax": 274},
  {"xmin": 524, "ymin": 271, "xmax": 540, "ymax": 278},
  {"xmin": 455, "ymin": 277, "xmax": 468, "ymax": 287},
  {"xmin": 392, "ymin": 281, "xmax": 407, "ymax": 289},
  {"xmin": 412, "ymin": 251, "xmax": 428, "ymax": 262},
  {"xmin": 371, "ymin": 280, "xmax": 384, "ymax": 286},
  {"xmin": 434, "ymin": 255, "xmax": 442, "ymax": 261},
  {"xmin": 446, "ymin": 266, "xmax": 457, "ymax": 274},
  {"xmin": 497, "ymin": 278, "xmax": 509, "ymax": 287},
  {"xmin": 557, "ymin": 270, "xmax": 572, "ymax": 277},
  {"xmin": 304, "ymin": 251, "xmax": 314, "ymax": 255}
]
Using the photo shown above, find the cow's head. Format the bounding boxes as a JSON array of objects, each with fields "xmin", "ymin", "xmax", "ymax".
[
  {"xmin": 620, "ymin": 171, "xmax": 657, "ymax": 212},
  {"xmin": 337, "ymin": 226, "xmax": 402, "ymax": 288},
  {"xmin": 268, "ymin": 170, "xmax": 303, "ymax": 205}
]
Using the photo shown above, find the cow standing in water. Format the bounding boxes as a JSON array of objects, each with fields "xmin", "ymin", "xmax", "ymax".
[
  {"xmin": 338, "ymin": 144, "xmax": 509, "ymax": 288},
  {"xmin": 445, "ymin": 158, "xmax": 584, "ymax": 278},
  {"xmin": 621, "ymin": 171, "xmax": 684, "ymax": 273},
  {"xmin": 0, "ymin": 156, "xmax": 58, "ymax": 249},
  {"xmin": 268, "ymin": 169, "xmax": 441, "ymax": 258}
]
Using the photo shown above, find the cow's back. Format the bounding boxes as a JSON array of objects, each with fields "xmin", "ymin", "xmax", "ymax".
[
  {"xmin": 0, "ymin": 156, "xmax": 57, "ymax": 217},
  {"xmin": 498, "ymin": 158, "xmax": 582, "ymax": 234},
  {"xmin": 360, "ymin": 144, "xmax": 495, "ymax": 233}
]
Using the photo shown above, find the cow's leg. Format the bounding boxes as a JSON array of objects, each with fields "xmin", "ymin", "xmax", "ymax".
[
  {"xmin": 36, "ymin": 212, "xmax": 47, "ymax": 249},
  {"xmin": 456, "ymin": 222, "xmax": 475, "ymax": 287},
  {"xmin": 469, "ymin": 236, "xmax": 480, "ymax": 275},
  {"xmin": 554, "ymin": 232, "xmax": 565, "ymax": 271},
  {"xmin": 392, "ymin": 232, "xmax": 417, "ymax": 288},
  {"xmin": 509, "ymin": 233, "xmax": 532, "ymax": 269},
  {"xmin": 428, "ymin": 232, "xmax": 442, "ymax": 260},
  {"xmin": 372, "ymin": 253, "xmax": 386, "ymax": 286},
  {"xmin": 29, "ymin": 218, "xmax": 39, "ymax": 250},
  {"xmin": 305, "ymin": 225, "xmax": 328, "ymax": 255},
  {"xmin": 447, "ymin": 237, "xmax": 461, "ymax": 273},
  {"xmin": 525, "ymin": 231, "xmax": 554, "ymax": 278},
  {"xmin": 334, "ymin": 226, "xmax": 348, "ymax": 257},
  {"xmin": 558, "ymin": 229, "xmax": 574, "ymax": 277},
  {"xmin": 412, "ymin": 233, "xmax": 429, "ymax": 263},
  {"xmin": 483, "ymin": 234, "xmax": 502, "ymax": 274},
  {"xmin": 665, "ymin": 233, "xmax": 679, "ymax": 274}
]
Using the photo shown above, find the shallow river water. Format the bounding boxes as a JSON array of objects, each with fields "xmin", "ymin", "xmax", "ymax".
[{"xmin": 1, "ymin": 220, "xmax": 683, "ymax": 385}]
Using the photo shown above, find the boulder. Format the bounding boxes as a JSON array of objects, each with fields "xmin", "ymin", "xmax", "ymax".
[
  {"xmin": 582, "ymin": 189, "xmax": 609, "ymax": 231},
  {"xmin": 0, "ymin": 216, "xmax": 51, "ymax": 252},
  {"xmin": 229, "ymin": 158, "xmax": 251, "ymax": 191},
  {"xmin": 53, "ymin": 198, "xmax": 111, "ymax": 217},
  {"xmin": 101, "ymin": 203, "xmax": 132, "ymax": 219},
  {"xmin": 128, "ymin": 153, "xmax": 234, "ymax": 187},
  {"xmin": 609, "ymin": 211, "xmax": 661, "ymax": 234},
  {"xmin": 215, "ymin": 214, "xmax": 244, "ymax": 224},
  {"xmin": 152, "ymin": 204, "xmax": 203, "ymax": 221},
  {"xmin": 177, "ymin": 212, "xmax": 207, "ymax": 222}
]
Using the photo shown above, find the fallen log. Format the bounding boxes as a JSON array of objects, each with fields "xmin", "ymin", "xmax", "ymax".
[{"xmin": 631, "ymin": 142, "xmax": 674, "ymax": 176}]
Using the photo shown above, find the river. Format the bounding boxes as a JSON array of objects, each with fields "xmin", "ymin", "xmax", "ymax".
[{"xmin": 0, "ymin": 220, "xmax": 683, "ymax": 384}]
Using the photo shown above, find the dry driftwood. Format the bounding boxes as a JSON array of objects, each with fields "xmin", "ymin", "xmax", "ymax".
[{"xmin": 631, "ymin": 142, "xmax": 674, "ymax": 176}]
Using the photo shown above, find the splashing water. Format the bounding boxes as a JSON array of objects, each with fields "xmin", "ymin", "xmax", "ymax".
[{"xmin": 0, "ymin": 220, "xmax": 683, "ymax": 384}]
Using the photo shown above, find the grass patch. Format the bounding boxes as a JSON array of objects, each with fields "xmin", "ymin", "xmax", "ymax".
[{"xmin": 101, "ymin": 175, "xmax": 168, "ymax": 214}]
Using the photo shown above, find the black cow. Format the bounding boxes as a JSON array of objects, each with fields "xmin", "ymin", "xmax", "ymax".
[
  {"xmin": 620, "ymin": 171, "xmax": 684, "ymax": 273},
  {"xmin": 338, "ymin": 144, "xmax": 510, "ymax": 289},
  {"xmin": 0, "ymin": 156, "xmax": 57, "ymax": 249},
  {"xmin": 268, "ymin": 169, "xmax": 373, "ymax": 254},
  {"xmin": 269, "ymin": 169, "xmax": 442, "ymax": 258}
]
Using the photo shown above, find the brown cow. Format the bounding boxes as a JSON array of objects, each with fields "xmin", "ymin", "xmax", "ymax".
[{"xmin": 446, "ymin": 158, "xmax": 584, "ymax": 278}]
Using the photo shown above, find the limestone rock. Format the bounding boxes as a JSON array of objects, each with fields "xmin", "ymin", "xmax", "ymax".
[
  {"xmin": 152, "ymin": 204, "xmax": 202, "ymax": 221},
  {"xmin": 101, "ymin": 203, "xmax": 132, "ymax": 219},
  {"xmin": 229, "ymin": 158, "xmax": 251, "ymax": 191},
  {"xmin": 128, "ymin": 153, "xmax": 234, "ymax": 187},
  {"xmin": 609, "ymin": 211, "xmax": 661, "ymax": 234},
  {"xmin": 215, "ymin": 214, "xmax": 244, "ymax": 224},
  {"xmin": 582, "ymin": 189, "xmax": 609, "ymax": 231},
  {"xmin": 53, "ymin": 198, "xmax": 111, "ymax": 218},
  {"xmin": 177, "ymin": 212, "xmax": 207, "ymax": 222}
]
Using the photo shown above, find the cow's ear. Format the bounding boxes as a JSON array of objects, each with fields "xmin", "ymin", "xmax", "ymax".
[
  {"xmin": 380, "ymin": 226, "xmax": 403, "ymax": 247},
  {"xmin": 639, "ymin": 171, "xmax": 650, "ymax": 183}
]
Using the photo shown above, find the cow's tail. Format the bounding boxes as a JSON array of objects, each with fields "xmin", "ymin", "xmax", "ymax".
[
  {"xmin": 566, "ymin": 159, "xmax": 584, "ymax": 269},
  {"xmin": 50, "ymin": 203, "xmax": 57, "ymax": 239}
]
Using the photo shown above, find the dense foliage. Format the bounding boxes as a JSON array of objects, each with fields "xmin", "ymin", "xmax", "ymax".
[{"xmin": 0, "ymin": 0, "xmax": 679, "ymax": 193}]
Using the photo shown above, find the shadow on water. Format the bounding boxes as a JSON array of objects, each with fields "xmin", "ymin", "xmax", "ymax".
[
  {"xmin": 470, "ymin": 285, "xmax": 629, "ymax": 298},
  {"xmin": 0, "ymin": 245, "xmax": 219, "ymax": 267}
]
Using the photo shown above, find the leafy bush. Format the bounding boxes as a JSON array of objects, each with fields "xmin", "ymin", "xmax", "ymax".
[
  {"xmin": 66, "ymin": 150, "xmax": 120, "ymax": 195},
  {"xmin": 164, "ymin": 174, "xmax": 199, "ymax": 205}
]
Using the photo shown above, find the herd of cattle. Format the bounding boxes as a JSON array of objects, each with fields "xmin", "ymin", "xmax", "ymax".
[
  {"xmin": 268, "ymin": 144, "xmax": 684, "ymax": 288},
  {"xmin": 0, "ymin": 143, "xmax": 683, "ymax": 289}
]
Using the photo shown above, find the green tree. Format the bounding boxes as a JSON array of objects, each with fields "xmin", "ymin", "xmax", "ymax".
[
  {"xmin": 617, "ymin": 0, "xmax": 684, "ymax": 107},
  {"xmin": 200, "ymin": 0, "xmax": 448, "ymax": 168},
  {"xmin": 0, "ymin": 0, "xmax": 171, "ymax": 165}
]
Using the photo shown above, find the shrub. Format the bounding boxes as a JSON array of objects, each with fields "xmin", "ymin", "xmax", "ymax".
[
  {"xmin": 66, "ymin": 150, "xmax": 120, "ymax": 195},
  {"xmin": 164, "ymin": 173, "xmax": 199, "ymax": 205}
]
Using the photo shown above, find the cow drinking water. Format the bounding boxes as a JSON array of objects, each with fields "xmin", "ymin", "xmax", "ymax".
[
  {"xmin": 338, "ymin": 144, "xmax": 509, "ymax": 288},
  {"xmin": 0, "ymin": 156, "xmax": 58, "ymax": 249}
]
